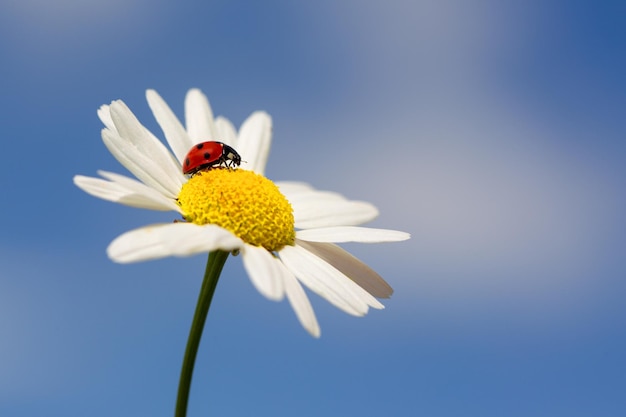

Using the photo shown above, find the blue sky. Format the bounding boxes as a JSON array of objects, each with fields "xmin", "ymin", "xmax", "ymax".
[{"xmin": 1, "ymin": 1, "xmax": 625, "ymax": 416}]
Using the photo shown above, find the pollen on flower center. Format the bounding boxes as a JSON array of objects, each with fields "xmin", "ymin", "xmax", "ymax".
[{"xmin": 177, "ymin": 169, "xmax": 295, "ymax": 252}]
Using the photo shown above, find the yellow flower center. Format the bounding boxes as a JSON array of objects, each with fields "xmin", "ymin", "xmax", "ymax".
[{"xmin": 177, "ymin": 169, "xmax": 295, "ymax": 252}]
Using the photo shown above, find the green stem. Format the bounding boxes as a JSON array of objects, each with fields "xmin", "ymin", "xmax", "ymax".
[{"xmin": 175, "ymin": 250, "xmax": 229, "ymax": 417}]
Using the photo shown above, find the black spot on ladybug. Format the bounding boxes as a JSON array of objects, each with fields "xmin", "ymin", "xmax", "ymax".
[
  {"xmin": 196, "ymin": 143, "xmax": 204, "ymax": 149},
  {"xmin": 204, "ymin": 152, "xmax": 211, "ymax": 159},
  {"xmin": 185, "ymin": 158, "xmax": 190, "ymax": 166}
]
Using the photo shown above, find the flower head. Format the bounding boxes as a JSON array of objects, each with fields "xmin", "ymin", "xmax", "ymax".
[{"xmin": 74, "ymin": 89, "xmax": 410, "ymax": 337}]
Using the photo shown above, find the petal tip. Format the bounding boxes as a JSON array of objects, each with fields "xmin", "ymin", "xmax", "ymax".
[{"xmin": 308, "ymin": 326, "xmax": 321, "ymax": 338}]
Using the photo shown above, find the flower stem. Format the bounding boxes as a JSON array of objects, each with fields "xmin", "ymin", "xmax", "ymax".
[{"xmin": 175, "ymin": 250, "xmax": 229, "ymax": 417}]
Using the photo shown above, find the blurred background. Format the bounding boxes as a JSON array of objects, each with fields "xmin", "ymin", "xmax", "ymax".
[{"xmin": 1, "ymin": 1, "xmax": 624, "ymax": 416}]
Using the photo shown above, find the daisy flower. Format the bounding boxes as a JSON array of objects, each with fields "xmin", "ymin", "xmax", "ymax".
[{"xmin": 74, "ymin": 89, "xmax": 410, "ymax": 338}]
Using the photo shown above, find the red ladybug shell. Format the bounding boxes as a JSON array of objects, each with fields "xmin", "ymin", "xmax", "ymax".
[{"xmin": 183, "ymin": 141, "xmax": 242, "ymax": 175}]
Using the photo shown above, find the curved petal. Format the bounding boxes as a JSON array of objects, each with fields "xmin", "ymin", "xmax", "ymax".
[
  {"xmin": 280, "ymin": 186, "xmax": 380, "ymax": 228},
  {"xmin": 241, "ymin": 245, "xmax": 320, "ymax": 336},
  {"xmin": 296, "ymin": 240, "xmax": 393, "ymax": 299},
  {"xmin": 215, "ymin": 116, "xmax": 237, "ymax": 147},
  {"xmin": 146, "ymin": 89, "xmax": 195, "ymax": 164},
  {"xmin": 297, "ymin": 226, "xmax": 410, "ymax": 243},
  {"xmin": 109, "ymin": 100, "xmax": 184, "ymax": 184},
  {"xmin": 275, "ymin": 181, "xmax": 314, "ymax": 196},
  {"xmin": 107, "ymin": 223, "xmax": 243, "ymax": 263},
  {"xmin": 285, "ymin": 189, "xmax": 347, "ymax": 204},
  {"xmin": 97, "ymin": 104, "xmax": 115, "ymax": 131},
  {"xmin": 280, "ymin": 245, "xmax": 378, "ymax": 316},
  {"xmin": 281, "ymin": 265, "xmax": 321, "ymax": 337},
  {"xmin": 241, "ymin": 244, "xmax": 285, "ymax": 302},
  {"xmin": 97, "ymin": 171, "xmax": 181, "ymax": 212},
  {"xmin": 73, "ymin": 173, "xmax": 180, "ymax": 212},
  {"xmin": 185, "ymin": 88, "xmax": 218, "ymax": 143},
  {"xmin": 293, "ymin": 200, "xmax": 379, "ymax": 229},
  {"xmin": 102, "ymin": 128, "xmax": 181, "ymax": 198},
  {"xmin": 236, "ymin": 111, "xmax": 272, "ymax": 175}
]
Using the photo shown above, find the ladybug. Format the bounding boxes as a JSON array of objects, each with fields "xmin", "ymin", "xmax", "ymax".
[{"xmin": 182, "ymin": 141, "xmax": 242, "ymax": 175}]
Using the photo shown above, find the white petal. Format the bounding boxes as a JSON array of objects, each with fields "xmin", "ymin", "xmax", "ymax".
[
  {"xmin": 285, "ymin": 189, "xmax": 347, "ymax": 204},
  {"xmin": 281, "ymin": 266, "xmax": 321, "ymax": 337},
  {"xmin": 73, "ymin": 173, "xmax": 180, "ymax": 212},
  {"xmin": 241, "ymin": 244, "xmax": 285, "ymax": 301},
  {"xmin": 279, "ymin": 245, "xmax": 372, "ymax": 316},
  {"xmin": 236, "ymin": 111, "xmax": 272, "ymax": 174},
  {"xmin": 97, "ymin": 171, "xmax": 181, "ymax": 211},
  {"xmin": 296, "ymin": 240, "xmax": 393, "ymax": 299},
  {"xmin": 185, "ymin": 88, "xmax": 218, "ymax": 143},
  {"xmin": 215, "ymin": 116, "xmax": 237, "ymax": 147},
  {"xmin": 97, "ymin": 104, "xmax": 115, "ymax": 131},
  {"xmin": 109, "ymin": 100, "xmax": 184, "ymax": 184},
  {"xmin": 281, "ymin": 186, "xmax": 380, "ymax": 228},
  {"xmin": 293, "ymin": 200, "xmax": 379, "ymax": 229},
  {"xmin": 146, "ymin": 89, "xmax": 195, "ymax": 164},
  {"xmin": 297, "ymin": 226, "xmax": 410, "ymax": 243},
  {"xmin": 101, "ymin": 128, "xmax": 181, "ymax": 199},
  {"xmin": 275, "ymin": 181, "xmax": 314, "ymax": 196},
  {"xmin": 107, "ymin": 223, "xmax": 243, "ymax": 263}
]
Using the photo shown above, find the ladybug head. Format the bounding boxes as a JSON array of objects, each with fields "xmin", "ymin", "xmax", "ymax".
[{"xmin": 221, "ymin": 143, "xmax": 242, "ymax": 167}]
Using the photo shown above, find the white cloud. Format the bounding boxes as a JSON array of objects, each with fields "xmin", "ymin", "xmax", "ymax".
[
  {"xmin": 285, "ymin": 1, "xmax": 622, "ymax": 319},
  {"xmin": 299, "ymin": 93, "xmax": 621, "ymax": 330}
]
